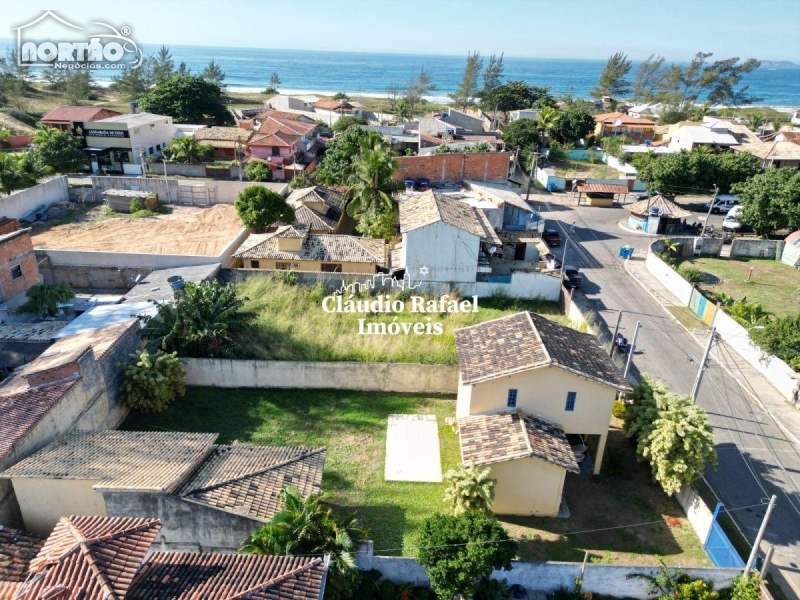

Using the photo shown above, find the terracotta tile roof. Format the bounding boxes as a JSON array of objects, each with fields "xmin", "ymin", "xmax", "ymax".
[
  {"xmin": 626, "ymin": 194, "xmax": 692, "ymax": 219},
  {"xmin": 577, "ymin": 183, "xmax": 629, "ymax": 194},
  {"xmin": 0, "ymin": 582, "xmax": 22, "ymax": 599},
  {"xmin": 313, "ymin": 99, "xmax": 353, "ymax": 111},
  {"xmin": 128, "ymin": 554, "xmax": 327, "ymax": 600},
  {"xmin": 235, "ymin": 233, "xmax": 386, "ymax": 267},
  {"xmin": 20, "ymin": 515, "xmax": 161, "ymax": 600},
  {"xmin": 249, "ymin": 131, "xmax": 301, "ymax": 148},
  {"xmin": 459, "ymin": 410, "xmax": 580, "ymax": 473},
  {"xmin": 41, "ymin": 106, "xmax": 121, "ymax": 124},
  {"xmin": 1, "ymin": 430, "xmax": 217, "ymax": 493},
  {"xmin": 399, "ymin": 190, "xmax": 501, "ymax": 244},
  {"xmin": 0, "ymin": 526, "xmax": 44, "ymax": 582},
  {"xmin": 454, "ymin": 312, "xmax": 630, "ymax": 389},
  {"xmin": 194, "ymin": 127, "xmax": 253, "ymax": 148},
  {"xmin": 0, "ymin": 380, "xmax": 78, "ymax": 460},
  {"xmin": 181, "ymin": 446, "xmax": 326, "ymax": 521},
  {"xmin": 256, "ymin": 116, "xmax": 316, "ymax": 137},
  {"xmin": 780, "ymin": 131, "xmax": 800, "ymax": 145},
  {"xmin": 594, "ymin": 112, "xmax": 656, "ymax": 127},
  {"xmin": 254, "ymin": 109, "xmax": 308, "ymax": 122}
]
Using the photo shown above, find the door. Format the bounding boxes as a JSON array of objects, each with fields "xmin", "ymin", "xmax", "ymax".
[{"xmin": 514, "ymin": 243, "xmax": 526, "ymax": 261}]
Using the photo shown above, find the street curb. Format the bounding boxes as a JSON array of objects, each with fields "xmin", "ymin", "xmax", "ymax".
[{"xmin": 622, "ymin": 255, "xmax": 800, "ymax": 448}]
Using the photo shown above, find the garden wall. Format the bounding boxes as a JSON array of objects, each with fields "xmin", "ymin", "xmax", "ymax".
[
  {"xmin": 0, "ymin": 176, "xmax": 70, "ymax": 220},
  {"xmin": 729, "ymin": 239, "xmax": 784, "ymax": 260},
  {"xmin": 394, "ymin": 152, "xmax": 512, "ymax": 183},
  {"xmin": 675, "ymin": 485, "xmax": 715, "ymax": 544},
  {"xmin": 183, "ymin": 359, "xmax": 458, "ymax": 394}
]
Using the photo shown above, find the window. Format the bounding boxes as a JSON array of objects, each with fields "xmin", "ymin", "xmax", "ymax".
[
  {"xmin": 156, "ymin": 144, "xmax": 161, "ymax": 151},
  {"xmin": 321, "ymin": 263, "xmax": 342, "ymax": 272},
  {"xmin": 150, "ymin": 123, "xmax": 155, "ymax": 130},
  {"xmin": 165, "ymin": 119, "xmax": 170, "ymax": 125},
  {"xmin": 10, "ymin": 265, "xmax": 22, "ymax": 280},
  {"xmin": 250, "ymin": 260, "xmax": 260, "ymax": 269},
  {"xmin": 271, "ymin": 146, "xmax": 281, "ymax": 157},
  {"xmin": 507, "ymin": 389, "xmax": 518, "ymax": 408},
  {"xmin": 148, "ymin": 146, "xmax": 154, "ymax": 155},
  {"xmin": 275, "ymin": 262, "xmax": 291, "ymax": 270},
  {"xmin": 565, "ymin": 392, "xmax": 577, "ymax": 411}
]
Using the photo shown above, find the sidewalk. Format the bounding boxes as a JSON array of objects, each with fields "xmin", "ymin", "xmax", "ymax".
[{"xmin": 623, "ymin": 252, "xmax": 800, "ymax": 448}]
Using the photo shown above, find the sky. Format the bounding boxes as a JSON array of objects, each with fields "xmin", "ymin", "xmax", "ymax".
[{"xmin": 3, "ymin": 0, "xmax": 800, "ymax": 62}]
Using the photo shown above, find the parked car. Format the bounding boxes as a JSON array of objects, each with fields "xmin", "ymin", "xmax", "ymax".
[
  {"xmin": 542, "ymin": 229, "xmax": 562, "ymax": 246},
  {"xmin": 563, "ymin": 265, "xmax": 583, "ymax": 289},
  {"xmin": 567, "ymin": 434, "xmax": 586, "ymax": 463},
  {"xmin": 704, "ymin": 195, "xmax": 739, "ymax": 214},
  {"xmin": 634, "ymin": 192, "xmax": 650, "ymax": 201},
  {"xmin": 722, "ymin": 206, "xmax": 743, "ymax": 231}
]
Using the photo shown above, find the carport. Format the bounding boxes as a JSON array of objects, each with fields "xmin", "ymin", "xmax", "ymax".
[{"xmin": 575, "ymin": 183, "xmax": 629, "ymax": 207}]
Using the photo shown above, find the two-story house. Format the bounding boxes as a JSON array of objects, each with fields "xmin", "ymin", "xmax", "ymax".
[
  {"xmin": 0, "ymin": 219, "xmax": 40, "ymax": 311},
  {"xmin": 247, "ymin": 116, "xmax": 318, "ymax": 181},
  {"xmin": 454, "ymin": 312, "xmax": 630, "ymax": 516},
  {"xmin": 594, "ymin": 112, "xmax": 656, "ymax": 142}
]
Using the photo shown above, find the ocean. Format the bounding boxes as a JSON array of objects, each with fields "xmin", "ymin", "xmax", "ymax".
[{"xmin": 4, "ymin": 40, "xmax": 800, "ymax": 107}]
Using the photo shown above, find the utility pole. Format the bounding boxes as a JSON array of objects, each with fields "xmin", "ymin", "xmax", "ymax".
[
  {"xmin": 745, "ymin": 495, "xmax": 777, "ymax": 574},
  {"xmin": 610, "ymin": 310, "xmax": 623, "ymax": 357},
  {"xmin": 623, "ymin": 321, "xmax": 641, "ymax": 379},
  {"xmin": 760, "ymin": 545, "xmax": 775, "ymax": 578},
  {"xmin": 700, "ymin": 184, "xmax": 719, "ymax": 237},
  {"xmin": 691, "ymin": 326, "xmax": 716, "ymax": 401},
  {"xmin": 559, "ymin": 238, "xmax": 570, "ymax": 280},
  {"xmin": 525, "ymin": 150, "xmax": 544, "ymax": 202}
]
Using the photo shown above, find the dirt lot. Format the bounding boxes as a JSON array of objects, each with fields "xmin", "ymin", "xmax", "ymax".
[{"xmin": 31, "ymin": 204, "xmax": 245, "ymax": 256}]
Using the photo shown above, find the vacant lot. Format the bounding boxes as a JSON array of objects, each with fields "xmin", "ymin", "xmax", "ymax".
[
  {"xmin": 677, "ymin": 257, "xmax": 800, "ymax": 317},
  {"xmin": 32, "ymin": 204, "xmax": 244, "ymax": 256},
  {"xmin": 123, "ymin": 388, "xmax": 709, "ymax": 565},
  {"xmin": 552, "ymin": 158, "xmax": 619, "ymax": 180},
  {"xmin": 234, "ymin": 276, "xmax": 569, "ymax": 364}
]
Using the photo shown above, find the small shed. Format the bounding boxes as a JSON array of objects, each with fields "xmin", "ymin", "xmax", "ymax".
[
  {"xmin": 576, "ymin": 183, "xmax": 629, "ymax": 207},
  {"xmin": 782, "ymin": 231, "xmax": 800, "ymax": 267},
  {"xmin": 626, "ymin": 194, "xmax": 692, "ymax": 234},
  {"xmin": 103, "ymin": 189, "xmax": 152, "ymax": 213}
]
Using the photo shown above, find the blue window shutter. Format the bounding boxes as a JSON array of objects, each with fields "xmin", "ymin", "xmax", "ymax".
[
  {"xmin": 565, "ymin": 392, "xmax": 576, "ymax": 411},
  {"xmin": 507, "ymin": 389, "xmax": 518, "ymax": 408}
]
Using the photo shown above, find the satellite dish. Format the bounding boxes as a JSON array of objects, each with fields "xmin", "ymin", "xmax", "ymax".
[{"xmin": 488, "ymin": 247, "xmax": 497, "ymax": 255}]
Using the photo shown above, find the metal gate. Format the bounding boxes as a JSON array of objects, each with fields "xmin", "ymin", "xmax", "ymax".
[
  {"xmin": 704, "ymin": 503, "xmax": 745, "ymax": 567},
  {"xmin": 177, "ymin": 185, "xmax": 214, "ymax": 206}
]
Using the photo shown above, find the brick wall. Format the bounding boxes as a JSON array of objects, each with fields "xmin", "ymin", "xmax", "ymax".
[
  {"xmin": 24, "ymin": 362, "xmax": 81, "ymax": 388},
  {"xmin": 394, "ymin": 152, "xmax": 511, "ymax": 183},
  {"xmin": 0, "ymin": 229, "xmax": 40, "ymax": 302}
]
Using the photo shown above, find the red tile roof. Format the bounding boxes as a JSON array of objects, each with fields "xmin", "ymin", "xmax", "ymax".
[
  {"xmin": 576, "ymin": 183, "xmax": 629, "ymax": 194},
  {"xmin": 255, "ymin": 109, "xmax": 308, "ymax": 122},
  {"xmin": 128, "ymin": 554, "xmax": 327, "ymax": 600},
  {"xmin": 256, "ymin": 116, "xmax": 316, "ymax": 137},
  {"xmin": 20, "ymin": 515, "xmax": 161, "ymax": 600},
  {"xmin": 0, "ymin": 380, "xmax": 78, "ymax": 460},
  {"xmin": 594, "ymin": 112, "xmax": 656, "ymax": 127},
  {"xmin": 313, "ymin": 99, "xmax": 353, "ymax": 111},
  {"xmin": 41, "ymin": 106, "xmax": 122, "ymax": 124},
  {"xmin": 0, "ymin": 526, "xmax": 44, "ymax": 582},
  {"xmin": 249, "ymin": 131, "xmax": 301, "ymax": 148}
]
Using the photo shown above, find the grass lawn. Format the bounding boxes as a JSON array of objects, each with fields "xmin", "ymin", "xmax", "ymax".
[
  {"xmin": 123, "ymin": 390, "xmax": 710, "ymax": 565},
  {"xmin": 232, "ymin": 276, "xmax": 570, "ymax": 364},
  {"xmin": 551, "ymin": 158, "xmax": 619, "ymax": 180},
  {"xmin": 676, "ymin": 257, "xmax": 800, "ymax": 317}
]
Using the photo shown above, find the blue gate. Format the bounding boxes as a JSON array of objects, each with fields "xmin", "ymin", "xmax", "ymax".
[{"xmin": 704, "ymin": 503, "xmax": 745, "ymax": 567}]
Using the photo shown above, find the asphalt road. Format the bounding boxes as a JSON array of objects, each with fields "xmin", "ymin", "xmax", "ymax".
[{"xmin": 529, "ymin": 193, "xmax": 800, "ymax": 599}]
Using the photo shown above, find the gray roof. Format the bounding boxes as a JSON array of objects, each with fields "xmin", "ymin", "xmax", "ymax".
[
  {"xmin": 123, "ymin": 264, "xmax": 221, "ymax": 304},
  {"xmin": 399, "ymin": 190, "xmax": 501, "ymax": 244},
  {"xmin": 235, "ymin": 231, "xmax": 386, "ymax": 266}
]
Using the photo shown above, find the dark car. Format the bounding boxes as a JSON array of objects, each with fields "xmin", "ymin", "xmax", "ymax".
[
  {"xmin": 634, "ymin": 192, "xmax": 650, "ymax": 201},
  {"xmin": 542, "ymin": 229, "xmax": 562, "ymax": 247},
  {"xmin": 563, "ymin": 265, "xmax": 583, "ymax": 289}
]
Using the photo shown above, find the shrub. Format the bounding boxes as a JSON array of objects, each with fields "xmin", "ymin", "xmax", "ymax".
[
  {"xmin": 19, "ymin": 283, "xmax": 75, "ymax": 317},
  {"xmin": 245, "ymin": 160, "xmax": 273, "ymax": 182},
  {"xmin": 235, "ymin": 185, "xmax": 294, "ymax": 230},
  {"xmin": 130, "ymin": 198, "xmax": 143, "ymax": 213},
  {"xmin": 273, "ymin": 270, "xmax": 298, "ymax": 285},
  {"xmin": 729, "ymin": 574, "xmax": 761, "ymax": 600},
  {"xmin": 677, "ymin": 265, "xmax": 704, "ymax": 284},
  {"xmin": 612, "ymin": 400, "xmax": 627, "ymax": 420},
  {"xmin": 443, "ymin": 462, "xmax": 496, "ymax": 515},
  {"xmin": 119, "ymin": 350, "xmax": 185, "ymax": 413},
  {"xmin": 750, "ymin": 314, "xmax": 800, "ymax": 371}
]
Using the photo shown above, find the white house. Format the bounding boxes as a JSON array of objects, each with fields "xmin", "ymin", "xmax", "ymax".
[
  {"xmin": 396, "ymin": 190, "xmax": 500, "ymax": 282},
  {"xmin": 668, "ymin": 122, "xmax": 739, "ymax": 152},
  {"xmin": 509, "ymin": 109, "xmax": 541, "ymax": 122}
]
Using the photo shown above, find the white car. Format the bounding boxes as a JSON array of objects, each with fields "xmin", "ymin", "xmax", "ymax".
[
  {"xmin": 722, "ymin": 206, "xmax": 743, "ymax": 230},
  {"xmin": 704, "ymin": 195, "xmax": 739, "ymax": 214}
]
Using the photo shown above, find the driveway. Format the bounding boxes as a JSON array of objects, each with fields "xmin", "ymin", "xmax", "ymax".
[{"xmin": 529, "ymin": 192, "xmax": 800, "ymax": 599}]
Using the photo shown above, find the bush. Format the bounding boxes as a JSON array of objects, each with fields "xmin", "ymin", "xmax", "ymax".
[
  {"xmin": 612, "ymin": 400, "xmax": 627, "ymax": 420},
  {"xmin": 235, "ymin": 185, "xmax": 294, "ymax": 230},
  {"xmin": 677, "ymin": 265, "xmax": 704, "ymax": 284},
  {"xmin": 273, "ymin": 270, "xmax": 297, "ymax": 285},
  {"xmin": 130, "ymin": 198, "xmax": 143, "ymax": 213},
  {"xmin": 332, "ymin": 115, "xmax": 366, "ymax": 132},
  {"xmin": 119, "ymin": 350, "xmax": 185, "ymax": 413},
  {"xmin": 245, "ymin": 160, "xmax": 273, "ymax": 182},
  {"xmin": 19, "ymin": 283, "xmax": 75, "ymax": 317},
  {"xmin": 729, "ymin": 574, "xmax": 761, "ymax": 600},
  {"xmin": 5, "ymin": 108, "xmax": 37, "ymax": 127},
  {"xmin": 750, "ymin": 313, "xmax": 800, "ymax": 371}
]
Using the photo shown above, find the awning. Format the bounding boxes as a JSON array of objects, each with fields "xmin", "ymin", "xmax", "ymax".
[{"xmin": 577, "ymin": 183, "xmax": 629, "ymax": 194}]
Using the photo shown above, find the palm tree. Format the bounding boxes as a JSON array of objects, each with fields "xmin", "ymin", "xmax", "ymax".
[
  {"xmin": 395, "ymin": 99, "xmax": 412, "ymax": 122},
  {"xmin": 745, "ymin": 113, "xmax": 765, "ymax": 133},
  {"xmin": 443, "ymin": 462, "xmax": 496, "ymax": 515},
  {"xmin": 240, "ymin": 487, "xmax": 365, "ymax": 577},
  {"xmin": 0, "ymin": 153, "xmax": 23, "ymax": 196},
  {"xmin": 343, "ymin": 146, "xmax": 400, "ymax": 220},
  {"xmin": 163, "ymin": 136, "xmax": 214, "ymax": 164},
  {"xmin": 535, "ymin": 106, "xmax": 560, "ymax": 142},
  {"xmin": 689, "ymin": 103, "xmax": 711, "ymax": 121}
]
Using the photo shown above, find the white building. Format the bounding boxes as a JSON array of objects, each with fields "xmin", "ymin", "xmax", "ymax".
[
  {"xmin": 668, "ymin": 121, "xmax": 739, "ymax": 152},
  {"xmin": 81, "ymin": 112, "xmax": 177, "ymax": 175},
  {"xmin": 396, "ymin": 190, "xmax": 501, "ymax": 282},
  {"xmin": 509, "ymin": 109, "xmax": 541, "ymax": 122}
]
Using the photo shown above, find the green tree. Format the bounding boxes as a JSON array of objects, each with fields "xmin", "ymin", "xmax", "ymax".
[
  {"xmin": 344, "ymin": 146, "xmax": 399, "ymax": 238},
  {"xmin": 551, "ymin": 103, "xmax": 597, "ymax": 144},
  {"xmin": 289, "ymin": 172, "xmax": 315, "ymax": 190},
  {"xmin": 751, "ymin": 314, "xmax": 800, "ymax": 371},
  {"xmin": 176, "ymin": 61, "xmax": 190, "ymax": 76},
  {"xmin": 235, "ymin": 185, "xmax": 295, "ymax": 230},
  {"xmin": 729, "ymin": 574, "xmax": 763, "ymax": 600},
  {"xmin": 109, "ymin": 56, "xmax": 154, "ymax": 99},
  {"xmin": 316, "ymin": 127, "xmax": 377, "ymax": 186},
  {"xmin": 0, "ymin": 152, "xmax": 43, "ymax": 195},
  {"xmin": 263, "ymin": 72, "xmax": 281, "ymax": 95},
  {"xmin": 689, "ymin": 103, "xmax": 712, "ymax": 121},
  {"xmin": 355, "ymin": 207, "xmax": 397, "ymax": 239},
  {"xmin": 42, "ymin": 66, "xmax": 67, "ymax": 92},
  {"xmin": 162, "ymin": 136, "xmax": 214, "ymax": 164},
  {"xmin": 119, "ymin": 350, "xmax": 185, "ymax": 413},
  {"xmin": 0, "ymin": 49, "xmax": 32, "ymax": 96},
  {"xmin": 19, "ymin": 283, "xmax": 75, "ymax": 317},
  {"xmin": 140, "ymin": 280, "xmax": 255, "ymax": 358},
  {"xmin": 151, "ymin": 45, "xmax": 175, "ymax": 84},
  {"xmin": 417, "ymin": 513, "xmax": 517, "ymax": 600},
  {"xmin": 450, "ymin": 51, "xmax": 484, "ymax": 111},
  {"xmin": 31, "ymin": 126, "xmax": 87, "ymax": 173},
  {"xmin": 240, "ymin": 486, "xmax": 366, "ymax": 599},
  {"xmin": 745, "ymin": 113, "xmax": 765, "ymax": 132},
  {"xmin": 732, "ymin": 167, "xmax": 800, "ymax": 235},
  {"xmin": 245, "ymin": 160, "xmax": 273, "ymax": 182},
  {"xmin": 635, "ymin": 148, "xmax": 759, "ymax": 195},
  {"xmin": 655, "ymin": 53, "xmax": 761, "ymax": 106},
  {"xmin": 394, "ymin": 99, "xmax": 412, "ymax": 122},
  {"xmin": 443, "ymin": 463, "xmax": 496, "ymax": 515},
  {"xmin": 332, "ymin": 115, "xmax": 367, "ymax": 133},
  {"xmin": 479, "ymin": 53, "xmax": 505, "ymax": 108},
  {"xmin": 632, "ymin": 54, "xmax": 666, "ymax": 103},
  {"xmin": 139, "ymin": 74, "xmax": 230, "ymax": 124},
  {"xmin": 405, "ymin": 66, "xmax": 436, "ymax": 112},
  {"xmin": 63, "ymin": 70, "xmax": 94, "ymax": 105},
  {"xmin": 591, "ymin": 52, "xmax": 633, "ymax": 99},
  {"xmin": 501, "ymin": 119, "xmax": 539, "ymax": 151},
  {"xmin": 332, "ymin": 91, "xmax": 349, "ymax": 100},
  {"xmin": 535, "ymin": 106, "xmax": 560, "ymax": 140},
  {"xmin": 489, "ymin": 81, "xmax": 554, "ymax": 119},
  {"xmin": 200, "ymin": 59, "xmax": 226, "ymax": 83}
]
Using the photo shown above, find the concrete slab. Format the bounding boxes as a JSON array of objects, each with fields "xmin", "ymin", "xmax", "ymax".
[{"xmin": 384, "ymin": 414, "xmax": 442, "ymax": 482}]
